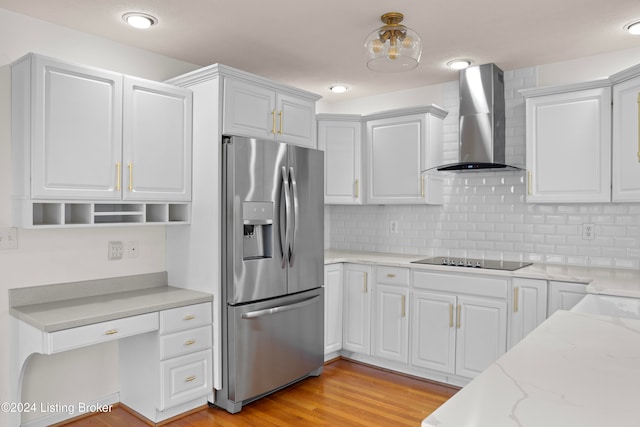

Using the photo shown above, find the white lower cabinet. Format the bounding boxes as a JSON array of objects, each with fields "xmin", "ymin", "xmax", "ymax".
[
  {"xmin": 342, "ymin": 264, "xmax": 372, "ymax": 355},
  {"xmin": 410, "ymin": 270, "xmax": 508, "ymax": 380},
  {"xmin": 548, "ymin": 280, "xmax": 587, "ymax": 316},
  {"xmin": 120, "ymin": 302, "xmax": 213, "ymax": 423},
  {"xmin": 411, "ymin": 291, "xmax": 507, "ymax": 379},
  {"xmin": 372, "ymin": 267, "xmax": 410, "ymax": 363},
  {"xmin": 324, "ymin": 264, "xmax": 344, "ymax": 357},
  {"xmin": 509, "ymin": 278, "xmax": 547, "ymax": 348}
]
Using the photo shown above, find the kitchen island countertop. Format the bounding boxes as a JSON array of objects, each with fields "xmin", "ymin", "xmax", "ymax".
[
  {"xmin": 422, "ymin": 309, "xmax": 640, "ymax": 427},
  {"xmin": 324, "ymin": 250, "xmax": 640, "ymax": 297}
]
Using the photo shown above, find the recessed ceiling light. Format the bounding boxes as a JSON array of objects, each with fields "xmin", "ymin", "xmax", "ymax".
[
  {"xmin": 624, "ymin": 20, "xmax": 640, "ymax": 35},
  {"xmin": 122, "ymin": 12, "xmax": 158, "ymax": 29},
  {"xmin": 329, "ymin": 84, "xmax": 350, "ymax": 94},
  {"xmin": 447, "ymin": 59, "xmax": 473, "ymax": 70}
]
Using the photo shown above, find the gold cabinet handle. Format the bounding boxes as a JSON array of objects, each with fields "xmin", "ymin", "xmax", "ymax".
[
  {"xmin": 401, "ymin": 295, "xmax": 406, "ymax": 318},
  {"xmin": 128, "ymin": 162, "xmax": 133, "ymax": 191},
  {"xmin": 527, "ymin": 171, "xmax": 532, "ymax": 196},
  {"xmin": 184, "ymin": 339, "xmax": 196, "ymax": 346},
  {"xmin": 185, "ymin": 376, "xmax": 196, "ymax": 383},
  {"xmin": 456, "ymin": 304, "xmax": 461, "ymax": 329},
  {"xmin": 420, "ymin": 175, "xmax": 425, "ymax": 198},
  {"xmin": 278, "ymin": 110, "xmax": 283, "ymax": 134},
  {"xmin": 637, "ymin": 93, "xmax": 640, "ymax": 162},
  {"xmin": 449, "ymin": 304, "xmax": 454, "ymax": 328},
  {"xmin": 386, "ymin": 273, "xmax": 396, "ymax": 278},
  {"xmin": 354, "ymin": 178, "xmax": 359, "ymax": 199},
  {"xmin": 105, "ymin": 329, "xmax": 119, "ymax": 336},
  {"xmin": 116, "ymin": 162, "xmax": 121, "ymax": 191},
  {"xmin": 363, "ymin": 272, "xmax": 368, "ymax": 293},
  {"xmin": 184, "ymin": 314, "xmax": 195, "ymax": 321},
  {"xmin": 271, "ymin": 110, "xmax": 277, "ymax": 134},
  {"xmin": 513, "ymin": 287, "xmax": 519, "ymax": 313}
]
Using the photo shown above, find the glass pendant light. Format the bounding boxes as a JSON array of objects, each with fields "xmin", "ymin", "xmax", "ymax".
[{"xmin": 364, "ymin": 12, "xmax": 422, "ymax": 73}]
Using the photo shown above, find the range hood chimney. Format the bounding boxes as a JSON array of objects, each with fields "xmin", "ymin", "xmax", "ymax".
[{"xmin": 436, "ymin": 63, "xmax": 521, "ymax": 171}]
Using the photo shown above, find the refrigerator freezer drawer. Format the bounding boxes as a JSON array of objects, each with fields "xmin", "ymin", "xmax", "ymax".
[{"xmin": 227, "ymin": 288, "xmax": 324, "ymax": 403}]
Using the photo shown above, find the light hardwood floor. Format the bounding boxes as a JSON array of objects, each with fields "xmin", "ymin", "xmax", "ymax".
[{"xmin": 56, "ymin": 359, "xmax": 459, "ymax": 426}]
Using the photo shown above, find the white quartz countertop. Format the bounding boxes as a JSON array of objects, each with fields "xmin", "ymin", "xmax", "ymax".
[
  {"xmin": 324, "ymin": 250, "xmax": 640, "ymax": 297},
  {"xmin": 10, "ymin": 275, "xmax": 213, "ymax": 332},
  {"xmin": 422, "ymin": 310, "xmax": 640, "ymax": 427}
]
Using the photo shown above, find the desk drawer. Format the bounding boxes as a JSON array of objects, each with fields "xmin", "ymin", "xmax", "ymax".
[
  {"xmin": 160, "ymin": 302, "xmax": 212, "ymax": 335},
  {"xmin": 46, "ymin": 312, "xmax": 158, "ymax": 354},
  {"xmin": 160, "ymin": 325, "xmax": 212, "ymax": 361},
  {"xmin": 160, "ymin": 348, "xmax": 213, "ymax": 410}
]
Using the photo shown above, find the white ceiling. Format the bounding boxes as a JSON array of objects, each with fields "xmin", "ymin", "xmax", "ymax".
[{"xmin": 1, "ymin": 0, "xmax": 640, "ymax": 102}]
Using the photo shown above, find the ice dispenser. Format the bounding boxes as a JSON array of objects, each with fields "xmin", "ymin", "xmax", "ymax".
[{"xmin": 242, "ymin": 201, "xmax": 273, "ymax": 260}]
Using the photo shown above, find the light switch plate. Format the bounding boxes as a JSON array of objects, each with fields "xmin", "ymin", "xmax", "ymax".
[{"xmin": 0, "ymin": 227, "xmax": 18, "ymax": 249}]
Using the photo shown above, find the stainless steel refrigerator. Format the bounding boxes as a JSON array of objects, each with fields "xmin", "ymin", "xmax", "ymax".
[{"xmin": 217, "ymin": 135, "xmax": 324, "ymax": 413}]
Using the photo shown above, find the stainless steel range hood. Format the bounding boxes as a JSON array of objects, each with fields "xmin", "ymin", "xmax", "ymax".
[{"xmin": 436, "ymin": 63, "xmax": 521, "ymax": 171}]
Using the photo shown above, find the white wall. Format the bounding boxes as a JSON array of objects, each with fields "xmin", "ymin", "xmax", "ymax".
[{"xmin": 0, "ymin": 8, "xmax": 199, "ymax": 426}]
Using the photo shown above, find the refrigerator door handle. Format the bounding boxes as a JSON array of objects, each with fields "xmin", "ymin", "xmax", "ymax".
[
  {"xmin": 280, "ymin": 166, "xmax": 292, "ymax": 268},
  {"xmin": 240, "ymin": 295, "xmax": 320, "ymax": 319},
  {"xmin": 289, "ymin": 167, "xmax": 299, "ymax": 267}
]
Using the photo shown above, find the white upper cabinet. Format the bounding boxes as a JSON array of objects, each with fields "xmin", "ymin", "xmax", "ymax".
[
  {"xmin": 612, "ymin": 67, "xmax": 640, "ymax": 202},
  {"xmin": 12, "ymin": 54, "xmax": 192, "ymax": 203},
  {"xmin": 317, "ymin": 116, "xmax": 363, "ymax": 204},
  {"xmin": 223, "ymin": 77, "xmax": 317, "ymax": 148},
  {"xmin": 523, "ymin": 83, "xmax": 612, "ymax": 203},
  {"xmin": 123, "ymin": 77, "xmax": 192, "ymax": 201},
  {"xmin": 15, "ymin": 54, "xmax": 124, "ymax": 200},
  {"xmin": 365, "ymin": 107, "xmax": 446, "ymax": 205}
]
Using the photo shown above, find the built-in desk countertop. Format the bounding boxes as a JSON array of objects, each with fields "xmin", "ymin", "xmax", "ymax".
[{"xmin": 8, "ymin": 272, "xmax": 213, "ymax": 427}]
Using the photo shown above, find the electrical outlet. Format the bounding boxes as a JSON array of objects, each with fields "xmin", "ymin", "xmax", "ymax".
[
  {"xmin": 0, "ymin": 227, "xmax": 18, "ymax": 250},
  {"xmin": 390, "ymin": 220, "xmax": 399, "ymax": 234},
  {"xmin": 127, "ymin": 241, "xmax": 139, "ymax": 258},
  {"xmin": 108, "ymin": 241, "xmax": 124, "ymax": 260},
  {"xmin": 582, "ymin": 223, "xmax": 595, "ymax": 241}
]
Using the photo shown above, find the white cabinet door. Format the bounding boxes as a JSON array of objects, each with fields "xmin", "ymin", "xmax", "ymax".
[
  {"xmin": 366, "ymin": 114, "xmax": 443, "ymax": 204},
  {"xmin": 612, "ymin": 75, "xmax": 640, "ymax": 201},
  {"xmin": 509, "ymin": 278, "xmax": 547, "ymax": 348},
  {"xmin": 372, "ymin": 284, "xmax": 409, "ymax": 363},
  {"xmin": 548, "ymin": 281, "xmax": 587, "ymax": 316},
  {"xmin": 324, "ymin": 264, "xmax": 343, "ymax": 356},
  {"xmin": 410, "ymin": 290, "xmax": 456, "ymax": 374},
  {"xmin": 30, "ymin": 55, "xmax": 123, "ymax": 200},
  {"xmin": 525, "ymin": 87, "xmax": 611, "ymax": 203},
  {"xmin": 123, "ymin": 77, "xmax": 192, "ymax": 201},
  {"xmin": 277, "ymin": 92, "xmax": 316, "ymax": 148},
  {"xmin": 367, "ymin": 115, "xmax": 422, "ymax": 204},
  {"xmin": 318, "ymin": 120, "xmax": 363, "ymax": 204},
  {"xmin": 342, "ymin": 264, "xmax": 371, "ymax": 355},
  {"xmin": 455, "ymin": 296, "xmax": 507, "ymax": 379},
  {"xmin": 223, "ymin": 77, "xmax": 276, "ymax": 141}
]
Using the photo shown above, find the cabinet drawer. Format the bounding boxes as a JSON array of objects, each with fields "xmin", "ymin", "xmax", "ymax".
[
  {"xmin": 412, "ymin": 270, "xmax": 508, "ymax": 298},
  {"xmin": 160, "ymin": 325, "xmax": 212, "ymax": 361},
  {"xmin": 160, "ymin": 348, "xmax": 212, "ymax": 410},
  {"xmin": 46, "ymin": 312, "xmax": 158, "ymax": 354},
  {"xmin": 160, "ymin": 302, "xmax": 212, "ymax": 335},
  {"xmin": 376, "ymin": 266, "xmax": 410, "ymax": 286}
]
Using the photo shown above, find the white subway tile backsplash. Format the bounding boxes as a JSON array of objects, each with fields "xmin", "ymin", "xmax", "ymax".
[{"xmin": 326, "ymin": 65, "xmax": 640, "ymax": 269}]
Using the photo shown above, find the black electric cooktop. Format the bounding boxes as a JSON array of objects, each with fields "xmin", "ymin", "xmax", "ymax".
[{"xmin": 411, "ymin": 256, "xmax": 532, "ymax": 271}]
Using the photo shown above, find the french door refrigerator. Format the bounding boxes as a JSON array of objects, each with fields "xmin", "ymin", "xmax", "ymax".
[{"xmin": 217, "ymin": 135, "xmax": 324, "ymax": 413}]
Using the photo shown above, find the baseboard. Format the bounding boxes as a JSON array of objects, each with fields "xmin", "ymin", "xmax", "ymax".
[{"xmin": 24, "ymin": 393, "xmax": 119, "ymax": 427}]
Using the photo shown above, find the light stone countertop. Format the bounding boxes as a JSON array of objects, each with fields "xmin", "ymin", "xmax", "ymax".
[
  {"xmin": 421, "ymin": 309, "xmax": 640, "ymax": 427},
  {"xmin": 10, "ymin": 273, "xmax": 213, "ymax": 332},
  {"xmin": 324, "ymin": 250, "xmax": 640, "ymax": 297}
]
